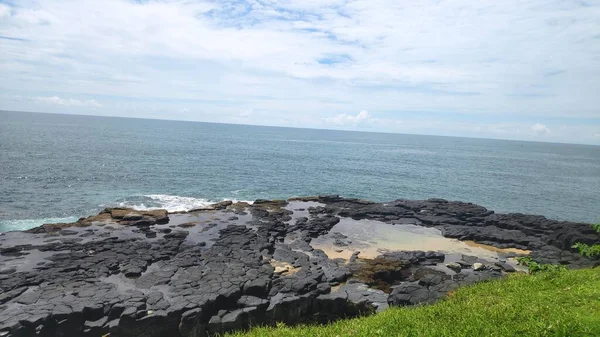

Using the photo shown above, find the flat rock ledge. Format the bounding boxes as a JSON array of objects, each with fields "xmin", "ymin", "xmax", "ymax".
[{"xmin": 0, "ymin": 196, "xmax": 598, "ymax": 337}]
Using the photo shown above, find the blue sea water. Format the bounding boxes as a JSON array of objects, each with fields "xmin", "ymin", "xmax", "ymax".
[{"xmin": 1, "ymin": 110, "xmax": 599, "ymax": 232}]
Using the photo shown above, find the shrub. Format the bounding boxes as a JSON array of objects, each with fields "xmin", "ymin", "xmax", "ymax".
[
  {"xmin": 516, "ymin": 256, "xmax": 567, "ymax": 273},
  {"xmin": 570, "ymin": 223, "xmax": 600, "ymax": 259},
  {"xmin": 572, "ymin": 242, "xmax": 600, "ymax": 258}
]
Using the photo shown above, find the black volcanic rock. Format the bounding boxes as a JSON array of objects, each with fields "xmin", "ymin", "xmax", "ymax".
[
  {"xmin": 311, "ymin": 196, "xmax": 599, "ymax": 267},
  {"xmin": 0, "ymin": 196, "xmax": 598, "ymax": 337}
]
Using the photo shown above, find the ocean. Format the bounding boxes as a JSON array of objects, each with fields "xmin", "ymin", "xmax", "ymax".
[{"xmin": 1, "ymin": 110, "xmax": 599, "ymax": 232}]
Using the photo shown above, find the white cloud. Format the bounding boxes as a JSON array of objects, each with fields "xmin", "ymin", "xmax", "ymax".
[
  {"xmin": 239, "ymin": 109, "xmax": 253, "ymax": 118},
  {"xmin": 0, "ymin": 4, "xmax": 11, "ymax": 18},
  {"xmin": 0, "ymin": 0, "xmax": 598, "ymax": 144},
  {"xmin": 531, "ymin": 123, "xmax": 551, "ymax": 135},
  {"xmin": 325, "ymin": 110, "xmax": 372, "ymax": 126},
  {"xmin": 34, "ymin": 96, "xmax": 101, "ymax": 107}
]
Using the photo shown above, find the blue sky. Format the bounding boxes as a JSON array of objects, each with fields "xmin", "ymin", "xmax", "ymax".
[{"xmin": 0, "ymin": 0, "xmax": 599, "ymax": 144}]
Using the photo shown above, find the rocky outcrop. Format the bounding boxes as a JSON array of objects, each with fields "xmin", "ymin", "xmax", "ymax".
[
  {"xmin": 388, "ymin": 268, "xmax": 500, "ymax": 306},
  {"xmin": 1, "ymin": 196, "xmax": 598, "ymax": 337},
  {"xmin": 25, "ymin": 208, "xmax": 169, "ymax": 234},
  {"xmin": 313, "ymin": 196, "xmax": 599, "ymax": 268}
]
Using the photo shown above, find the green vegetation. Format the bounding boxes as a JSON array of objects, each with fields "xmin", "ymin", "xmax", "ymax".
[
  {"xmin": 571, "ymin": 223, "xmax": 600, "ymax": 259},
  {"xmin": 573, "ymin": 242, "xmax": 600, "ymax": 258},
  {"xmin": 516, "ymin": 256, "xmax": 567, "ymax": 273},
  {"xmin": 230, "ymin": 268, "xmax": 600, "ymax": 337}
]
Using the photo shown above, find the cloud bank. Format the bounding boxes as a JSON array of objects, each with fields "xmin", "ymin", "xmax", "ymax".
[
  {"xmin": 531, "ymin": 123, "xmax": 551, "ymax": 135},
  {"xmin": 326, "ymin": 110, "xmax": 372, "ymax": 126},
  {"xmin": 0, "ymin": 0, "xmax": 598, "ymax": 144},
  {"xmin": 34, "ymin": 96, "xmax": 101, "ymax": 107}
]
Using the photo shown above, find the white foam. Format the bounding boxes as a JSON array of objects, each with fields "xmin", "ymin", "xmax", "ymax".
[
  {"xmin": 118, "ymin": 194, "xmax": 253, "ymax": 213},
  {"xmin": 0, "ymin": 194, "xmax": 256, "ymax": 232},
  {"xmin": 0, "ymin": 216, "xmax": 80, "ymax": 232}
]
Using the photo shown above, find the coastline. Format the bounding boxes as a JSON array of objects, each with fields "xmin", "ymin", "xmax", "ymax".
[
  {"xmin": 3, "ymin": 110, "xmax": 600, "ymax": 230},
  {"xmin": 1, "ymin": 196, "xmax": 598, "ymax": 337}
]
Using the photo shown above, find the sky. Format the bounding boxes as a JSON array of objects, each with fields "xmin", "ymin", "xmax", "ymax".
[{"xmin": 0, "ymin": 0, "xmax": 599, "ymax": 145}]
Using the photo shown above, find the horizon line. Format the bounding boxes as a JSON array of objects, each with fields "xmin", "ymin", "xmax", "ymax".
[{"xmin": 1, "ymin": 109, "xmax": 598, "ymax": 147}]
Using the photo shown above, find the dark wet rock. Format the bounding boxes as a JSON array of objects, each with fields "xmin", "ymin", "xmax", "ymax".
[
  {"xmin": 253, "ymin": 199, "xmax": 288, "ymax": 208},
  {"xmin": 0, "ymin": 287, "xmax": 27, "ymax": 304},
  {"xmin": 349, "ymin": 251, "xmax": 361, "ymax": 263},
  {"xmin": 315, "ymin": 283, "xmax": 388, "ymax": 322},
  {"xmin": 445, "ymin": 263, "xmax": 462, "ymax": 273},
  {"xmin": 164, "ymin": 230, "xmax": 189, "ymax": 239},
  {"xmin": 190, "ymin": 200, "xmax": 234, "ymax": 212},
  {"xmin": 122, "ymin": 213, "xmax": 144, "ymax": 221},
  {"xmin": 346, "ymin": 251, "xmax": 451, "ymax": 293},
  {"xmin": 1, "ymin": 246, "xmax": 29, "ymax": 257},
  {"xmin": 272, "ymin": 246, "xmax": 310, "ymax": 268},
  {"xmin": 26, "ymin": 221, "xmax": 89, "ymax": 234},
  {"xmin": 178, "ymin": 222, "xmax": 199, "ymax": 228},
  {"xmin": 265, "ymin": 293, "xmax": 314, "ymax": 325},
  {"xmin": 388, "ymin": 269, "xmax": 502, "ymax": 306},
  {"xmin": 237, "ymin": 296, "xmax": 269, "ymax": 309},
  {"xmin": 388, "ymin": 283, "xmax": 431, "ymax": 306},
  {"xmin": 208, "ymin": 307, "xmax": 263, "ymax": 335},
  {"xmin": 393, "ymin": 217, "xmax": 422, "ymax": 225},
  {"xmin": 331, "ymin": 232, "xmax": 350, "ymax": 246},
  {"xmin": 460, "ymin": 254, "xmax": 478, "ymax": 266},
  {"xmin": 15, "ymin": 290, "xmax": 42, "ymax": 305},
  {"xmin": 352, "ymin": 257, "xmax": 410, "ymax": 292},
  {"xmin": 290, "ymin": 215, "xmax": 340, "ymax": 238},
  {"xmin": 381, "ymin": 251, "xmax": 445, "ymax": 265},
  {"xmin": 0, "ymin": 267, "xmax": 16, "ymax": 275},
  {"xmin": 179, "ymin": 308, "xmax": 204, "ymax": 337}
]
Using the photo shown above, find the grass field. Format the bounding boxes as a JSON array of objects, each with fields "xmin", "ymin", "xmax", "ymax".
[{"xmin": 230, "ymin": 268, "xmax": 600, "ymax": 337}]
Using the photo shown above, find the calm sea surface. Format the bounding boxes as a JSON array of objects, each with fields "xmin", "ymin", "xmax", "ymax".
[{"xmin": 1, "ymin": 110, "xmax": 599, "ymax": 231}]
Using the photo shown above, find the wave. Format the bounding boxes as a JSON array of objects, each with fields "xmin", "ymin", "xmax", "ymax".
[
  {"xmin": 117, "ymin": 194, "xmax": 253, "ymax": 213},
  {"xmin": 0, "ymin": 194, "xmax": 255, "ymax": 232},
  {"xmin": 0, "ymin": 216, "xmax": 80, "ymax": 233}
]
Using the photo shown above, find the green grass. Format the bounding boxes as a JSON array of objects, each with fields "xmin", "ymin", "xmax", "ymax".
[{"xmin": 230, "ymin": 268, "xmax": 600, "ymax": 337}]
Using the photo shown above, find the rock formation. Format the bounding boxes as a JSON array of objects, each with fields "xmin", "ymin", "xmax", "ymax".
[{"xmin": 0, "ymin": 196, "xmax": 597, "ymax": 337}]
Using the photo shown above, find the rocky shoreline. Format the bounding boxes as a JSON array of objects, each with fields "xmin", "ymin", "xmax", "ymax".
[{"xmin": 1, "ymin": 196, "xmax": 598, "ymax": 337}]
